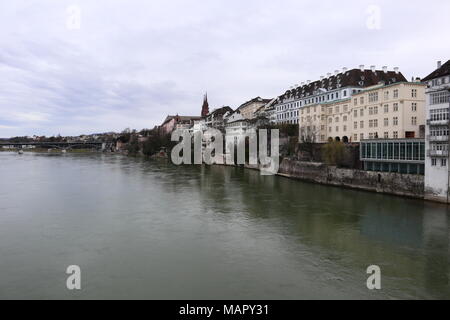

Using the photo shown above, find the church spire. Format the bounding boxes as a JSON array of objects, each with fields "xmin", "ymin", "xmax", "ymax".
[{"xmin": 201, "ymin": 92, "xmax": 209, "ymax": 117}]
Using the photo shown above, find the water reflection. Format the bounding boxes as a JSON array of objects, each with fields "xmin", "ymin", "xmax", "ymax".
[{"xmin": 0, "ymin": 152, "xmax": 449, "ymax": 299}]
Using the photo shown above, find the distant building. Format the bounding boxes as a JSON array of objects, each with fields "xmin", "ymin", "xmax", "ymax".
[
  {"xmin": 299, "ymin": 77, "xmax": 426, "ymax": 143},
  {"xmin": 160, "ymin": 115, "xmax": 203, "ymax": 135},
  {"xmin": 237, "ymin": 97, "xmax": 272, "ymax": 120},
  {"xmin": 225, "ymin": 112, "xmax": 250, "ymax": 140},
  {"xmin": 276, "ymin": 66, "xmax": 407, "ymax": 125},
  {"xmin": 201, "ymin": 93, "xmax": 210, "ymax": 118},
  {"xmin": 204, "ymin": 106, "xmax": 234, "ymax": 131},
  {"xmin": 422, "ymin": 60, "xmax": 450, "ymax": 203}
]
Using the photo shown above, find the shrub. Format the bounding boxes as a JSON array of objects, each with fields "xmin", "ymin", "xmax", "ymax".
[{"xmin": 322, "ymin": 140, "xmax": 346, "ymax": 166}]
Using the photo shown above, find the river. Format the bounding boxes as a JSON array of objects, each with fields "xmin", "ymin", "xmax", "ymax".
[{"xmin": 0, "ymin": 152, "xmax": 449, "ymax": 299}]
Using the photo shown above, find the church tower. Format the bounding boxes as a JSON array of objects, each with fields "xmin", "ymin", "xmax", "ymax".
[{"xmin": 201, "ymin": 93, "xmax": 209, "ymax": 117}]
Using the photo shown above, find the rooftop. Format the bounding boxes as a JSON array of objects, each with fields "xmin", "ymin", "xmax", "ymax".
[
  {"xmin": 278, "ymin": 67, "xmax": 407, "ymax": 102},
  {"xmin": 422, "ymin": 60, "xmax": 450, "ymax": 82}
]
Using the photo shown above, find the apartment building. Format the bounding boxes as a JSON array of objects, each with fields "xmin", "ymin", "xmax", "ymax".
[
  {"xmin": 300, "ymin": 80, "xmax": 426, "ymax": 143},
  {"xmin": 350, "ymin": 82, "xmax": 426, "ymax": 142},
  {"xmin": 275, "ymin": 66, "xmax": 407, "ymax": 125},
  {"xmin": 422, "ymin": 60, "xmax": 450, "ymax": 203},
  {"xmin": 237, "ymin": 97, "xmax": 272, "ymax": 120}
]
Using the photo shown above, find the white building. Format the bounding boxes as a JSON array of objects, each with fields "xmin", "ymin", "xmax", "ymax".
[
  {"xmin": 423, "ymin": 60, "xmax": 450, "ymax": 203},
  {"xmin": 273, "ymin": 66, "xmax": 407, "ymax": 125},
  {"xmin": 225, "ymin": 112, "xmax": 251, "ymax": 141}
]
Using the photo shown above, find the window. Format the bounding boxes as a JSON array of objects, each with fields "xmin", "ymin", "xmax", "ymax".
[
  {"xmin": 336, "ymin": 106, "xmax": 340, "ymax": 113},
  {"xmin": 412, "ymin": 117, "xmax": 417, "ymax": 125},
  {"xmin": 374, "ymin": 119, "xmax": 378, "ymax": 127},
  {"xmin": 412, "ymin": 89, "xmax": 417, "ymax": 98},
  {"xmin": 393, "ymin": 131, "xmax": 398, "ymax": 139},
  {"xmin": 343, "ymin": 116, "xmax": 347, "ymax": 122},
  {"xmin": 384, "ymin": 104, "xmax": 389, "ymax": 113},
  {"xmin": 412, "ymin": 103, "xmax": 417, "ymax": 112},
  {"xmin": 343, "ymin": 125, "xmax": 347, "ymax": 132},
  {"xmin": 384, "ymin": 132, "xmax": 389, "ymax": 139},
  {"xmin": 369, "ymin": 92, "xmax": 379, "ymax": 103},
  {"xmin": 430, "ymin": 108, "xmax": 449, "ymax": 121},
  {"xmin": 430, "ymin": 92, "xmax": 449, "ymax": 105},
  {"xmin": 354, "ymin": 98, "xmax": 358, "ymax": 106},
  {"xmin": 384, "ymin": 118, "xmax": 389, "ymax": 126},
  {"xmin": 431, "ymin": 158, "xmax": 437, "ymax": 166},
  {"xmin": 442, "ymin": 159, "xmax": 447, "ymax": 167},
  {"xmin": 360, "ymin": 97, "xmax": 364, "ymax": 104},
  {"xmin": 354, "ymin": 110, "xmax": 358, "ymax": 117},
  {"xmin": 369, "ymin": 120, "xmax": 374, "ymax": 128},
  {"xmin": 393, "ymin": 89, "xmax": 399, "ymax": 98},
  {"xmin": 354, "ymin": 134, "xmax": 358, "ymax": 141},
  {"xmin": 384, "ymin": 91, "xmax": 389, "ymax": 100},
  {"xmin": 336, "ymin": 126, "xmax": 339, "ymax": 132},
  {"xmin": 360, "ymin": 109, "xmax": 364, "ymax": 116},
  {"xmin": 354, "ymin": 122, "xmax": 358, "ymax": 129},
  {"xmin": 360, "ymin": 133, "xmax": 364, "ymax": 140},
  {"xmin": 393, "ymin": 103, "xmax": 399, "ymax": 112},
  {"xmin": 393, "ymin": 117, "xmax": 399, "ymax": 126},
  {"xmin": 374, "ymin": 106, "xmax": 378, "ymax": 115},
  {"xmin": 360, "ymin": 121, "xmax": 364, "ymax": 129},
  {"xmin": 369, "ymin": 107, "xmax": 373, "ymax": 115}
]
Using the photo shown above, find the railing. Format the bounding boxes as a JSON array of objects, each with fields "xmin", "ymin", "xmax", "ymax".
[
  {"xmin": 427, "ymin": 150, "xmax": 449, "ymax": 157},
  {"xmin": 427, "ymin": 135, "xmax": 449, "ymax": 142},
  {"xmin": 427, "ymin": 119, "xmax": 450, "ymax": 126}
]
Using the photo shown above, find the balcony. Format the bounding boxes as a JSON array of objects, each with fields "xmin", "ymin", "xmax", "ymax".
[
  {"xmin": 427, "ymin": 119, "xmax": 450, "ymax": 126},
  {"xmin": 427, "ymin": 135, "xmax": 449, "ymax": 142},
  {"xmin": 427, "ymin": 150, "xmax": 449, "ymax": 157}
]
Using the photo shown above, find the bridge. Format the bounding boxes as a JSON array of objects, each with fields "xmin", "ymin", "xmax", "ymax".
[{"xmin": 0, "ymin": 141, "xmax": 113, "ymax": 151}]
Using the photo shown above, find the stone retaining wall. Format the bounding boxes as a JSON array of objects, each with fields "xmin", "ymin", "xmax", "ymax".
[{"xmin": 278, "ymin": 159, "xmax": 424, "ymax": 199}]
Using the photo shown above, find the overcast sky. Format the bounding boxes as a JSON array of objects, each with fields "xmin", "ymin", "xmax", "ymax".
[{"xmin": 1, "ymin": 0, "xmax": 449, "ymax": 137}]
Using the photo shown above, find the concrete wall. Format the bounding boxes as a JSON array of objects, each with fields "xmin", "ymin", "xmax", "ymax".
[{"xmin": 278, "ymin": 158, "xmax": 424, "ymax": 199}]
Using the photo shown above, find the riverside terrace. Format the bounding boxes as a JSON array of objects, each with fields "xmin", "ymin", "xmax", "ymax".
[{"xmin": 360, "ymin": 138, "xmax": 426, "ymax": 174}]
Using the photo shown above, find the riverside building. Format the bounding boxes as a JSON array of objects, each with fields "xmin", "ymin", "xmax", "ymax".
[
  {"xmin": 422, "ymin": 60, "xmax": 450, "ymax": 203},
  {"xmin": 275, "ymin": 66, "xmax": 407, "ymax": 126},
  {"xmin": 299, "ymin": 71, "xmax": 426, "ymax": 143}
]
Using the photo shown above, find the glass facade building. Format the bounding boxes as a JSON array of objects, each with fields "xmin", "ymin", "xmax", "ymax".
[{"xmin": 360, "ymin": 139, "xmax": 425, "ymax": 175}]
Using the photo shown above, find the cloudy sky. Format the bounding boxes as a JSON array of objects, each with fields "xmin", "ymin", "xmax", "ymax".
[{"xmin": 1, "ymin": 0, "xmax": 449, "ymax": 137}]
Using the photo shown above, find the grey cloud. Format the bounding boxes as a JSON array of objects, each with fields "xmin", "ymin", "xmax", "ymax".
[{"xmin": 0, "ymin": 0, "xmax": 450, "ymax": 137}]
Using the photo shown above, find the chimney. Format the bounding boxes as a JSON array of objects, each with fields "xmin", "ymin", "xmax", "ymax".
[
  {"xmin": 327, "ymin": 73, "xmax": 332, "ymax": 77},
  {"xmin": 342, "ymin": 67, "xmax": 348, "ymax": 73},
  {"xmin": 301, "ymin": 82, "xmax": 305, "ymax": 86},
  {"xmin": 394, "ymin": 67, "xmax": 399, "ymax": 74},
  {"xmin": 438, "ymin": 61, "xmax": 442, "ymax": 69},
  {"xmin": 371, "ymin": 65, "xmax": 376, "ymax": 73},
  {"xmin": 320, "ymin": 76, "xmax": 324, "ymax": 81},
  {"xmin": 383, "ymin": 66, "xmax": 388, "ymax": 73},
  {"xmin": 334, "ymin": 70, "xmax": 339, "ymax": 76},
  {"xmin": 360, "ymin": 65, "xmax": 365, "ymax": 72}
]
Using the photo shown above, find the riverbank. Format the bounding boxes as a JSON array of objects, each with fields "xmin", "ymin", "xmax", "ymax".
[
  {"xmin": 277, "ymin": 159, "xmax": 425, "ymax": 201},
  {"xmin": 0, "ymin": 148, "xmax": 101, "ymax": 153}
]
